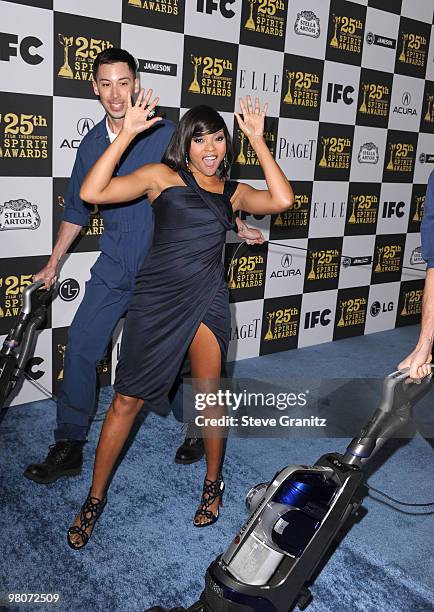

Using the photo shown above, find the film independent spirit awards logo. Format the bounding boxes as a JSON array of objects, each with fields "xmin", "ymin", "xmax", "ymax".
[{"xmin": 0, "ymin": 199, "xmax": 40, "ymax": 231}]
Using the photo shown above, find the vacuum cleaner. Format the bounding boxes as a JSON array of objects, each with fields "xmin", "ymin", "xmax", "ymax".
[
  {"xmin": 0, "ymin": 280, "xmax": 55, "ymax": 411},
  {"xmin": 148, "ymin": 367, "xmax": 432, "ymax": 612}
]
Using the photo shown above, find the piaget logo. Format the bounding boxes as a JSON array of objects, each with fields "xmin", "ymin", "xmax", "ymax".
[
  {"xmin": 294, "ymin": 10, "xmax": 320, "ymax": 38},
  {"xmin": 385, "ymin": 142, "xmax": 415, "ymax": 173},
  {"xmin": 400, "ymin": 288, "xmax": 422, "ymax": 317},
  {"xmin": 263, "ymin": 306, "xmax": 299, "ymax": 341},
  {"xmin": 329, "ymin": 13, "xmax": 363, "ymax": 54},
  {"xmin": 228, "ymin": 254, "xmax": 265, "ymax": 289},
  {"xmin": 398, "ymin": 32, "xmax": 427, "ymax": 69},
  {"xmin": 358, "ymin": 142, "xmax": 379, "ymax": 164},
  {"xmin": 128, "ymin": 0, "xmax": 179, "ymax": 14},
  {"xmin": 359, "ymin": 82, "xmax": 390, "ymax": 118},
  {"xmin": 0, "ymin": 199, "xmax": 40, "ymax": 230},
  {"xmin": 336, "ymin": 297, "xmax": 367, "ymax": 328},
  {"xmin": 57, "ymin": 33, "xmax": 113, "ymax": 81},
  {"xmin": 307, "ymin": 249, "xmax": 340, "ymax": 281},
  {"xmin": 0, "ymin": 274, "xmax": 33, "ymax": 318},
  {"xmin": 374, "ymin": 244, "xmax": 402, "ymax": 274},
  {"xmin": 283, "ymin": 70, "xmax": 320, "ymax": 109},
  {"xmin": 189, "ymin": 54, "xmax": 233, "ymax": 98},
  {"xmin": 244, "ymin": 0, "xmax": 286, "ymax": 38},
  {"xmin": 235, "ymin": 128, "xmax": 275, "ymax": 166},
  {"xmin": 318, "ymin": 136, "xmax": 351, "ymax": 169},
  {"xmin": 0, "ymin": 111, "xmax": 48, "ymax": 160},
  {"xmin": 348, "ymin": 194, "xmax": 378, "ymax": 226},
  {"xmin": 273, "ymin": 194, "xmax": 309, "ymax": 230}
]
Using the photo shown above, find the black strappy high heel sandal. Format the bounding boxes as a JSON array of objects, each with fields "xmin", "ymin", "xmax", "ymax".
[
  {"xmin": 67, "ymin": 491, "xmax": 107, "ymax": 550},
  {"xmin": 193, "ymin": 476, "xmax": 225, "ymax": 528}
]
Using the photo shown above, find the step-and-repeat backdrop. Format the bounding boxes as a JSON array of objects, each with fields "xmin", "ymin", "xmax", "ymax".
[{"xmin": 1, "ymin": 0, "xmax": 433, "ymax": 405}]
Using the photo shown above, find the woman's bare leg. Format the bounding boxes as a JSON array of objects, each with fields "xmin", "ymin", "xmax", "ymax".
[
  {"xmin": 189, "ymin": 323, "xmax": 225, "ymax": 525},
  {"xmin": 68, "ymin": 392, "xmax": 143, "ymax": 546}
]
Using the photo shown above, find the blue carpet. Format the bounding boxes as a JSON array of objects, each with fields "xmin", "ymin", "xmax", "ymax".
[{"xmin": 0, "ymin": 325, "xmax": 433, "ymax": 612}]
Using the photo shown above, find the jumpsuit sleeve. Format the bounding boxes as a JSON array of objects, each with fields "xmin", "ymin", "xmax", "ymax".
[{"xmin": 62, "ymin": 147, "xmax": 91, "ymax": 227}]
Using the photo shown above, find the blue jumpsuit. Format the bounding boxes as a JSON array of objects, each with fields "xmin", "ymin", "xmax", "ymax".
[
  {"xmin": 55, "ymin": 117, "xmax": 175, "ymax": 442},
  {"xmin": 421, "ymin": 170, "xmax": 434, "ymax": 270}
]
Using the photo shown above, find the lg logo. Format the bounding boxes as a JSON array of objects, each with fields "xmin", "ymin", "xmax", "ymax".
[
  {"xmin": 59, "ymin": 278, "xmax": 80, "ymax": 302},
  {"xmin": 326, "ymin": 83, "xmax": 354, "ymax": 105},
  {"xmin": 370, "ymin": 301, "xmax": 394, "ymax": 317},
  {"xmin": 382, "ymin": 201, "xmax": 405, "ymax": 218},
  {"xmin": 0, "ymin": 33, "xmax": 43, "ymax": 64},
  {"xmin": 304, "ymin": 309, "xmax": 331, "ymax": 329},
  {"xmin": 196, "ymin": 0, "xmax": 235, "ymax": 17}
]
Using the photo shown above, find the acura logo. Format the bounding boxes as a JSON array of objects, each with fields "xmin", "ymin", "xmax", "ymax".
[
  {"xmin": 76, "ymin": 117, "xmax": 95, "ymax": 136},
  {"xmin": 402, "ymin": 92, "xmax": 411, "ymax": 106},
  {"xmin": 281, "ymin": 254, "xmax": 292, "ymax": 268}
]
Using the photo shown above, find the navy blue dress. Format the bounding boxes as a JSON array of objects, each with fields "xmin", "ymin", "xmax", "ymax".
[{"xmin": 114, "ymin": 170, "xmax": 237, "ymax": 416}]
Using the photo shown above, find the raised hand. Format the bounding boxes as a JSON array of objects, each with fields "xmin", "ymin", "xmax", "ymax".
[
  {"xmin": 234, "ymin": 96, "xmax": 268, "ymax": 140},
  {"xmin": 122, "ymin": 88, "xmax": 162, "ymax": 137}
]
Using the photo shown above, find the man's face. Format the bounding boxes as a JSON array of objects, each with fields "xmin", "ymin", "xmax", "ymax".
[{"xmin": 92, "ymin": 62, "xmax": 139, "ymax": 120}]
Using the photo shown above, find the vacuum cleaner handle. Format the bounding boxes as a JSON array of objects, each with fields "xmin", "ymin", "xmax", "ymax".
[{"xmin": 343, "ymin": 367, "xmax": 433, "ymax": 466}]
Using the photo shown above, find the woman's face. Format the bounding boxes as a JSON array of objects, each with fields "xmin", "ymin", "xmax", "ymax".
[{"xmin": 188, "ymin": 129, "xmax": 227, "ymax": 177}]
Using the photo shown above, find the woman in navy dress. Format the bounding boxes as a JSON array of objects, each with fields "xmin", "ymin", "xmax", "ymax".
[{"xmin": 67, "ymin": 91, "xmax": 294, "ymax": 548}]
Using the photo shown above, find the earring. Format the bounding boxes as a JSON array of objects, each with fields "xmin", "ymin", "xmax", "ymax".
[
  {"xmin": 223, "ymin": 155, "xmax": 229, "ymax": 173},
  {"xmin": 185, "ymin": 154, "xmax": 190, "ymax": 168}
]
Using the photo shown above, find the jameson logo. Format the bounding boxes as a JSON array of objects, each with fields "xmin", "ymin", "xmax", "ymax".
[
  {"xmin": 0, "ymin": 274, "xmax": 33, "ymax": 319},
  {"xmin": 318, "ymin": 136, "xmax": 351, "ymax": 170},
  {"xmin": 263, "ymin": 306, "xmax": 299, "ymax": 341},
  {"xmin": 358, "ymin": 142, "xmax": 379, "ymax": 164},
  {"xmin": 423, "ymin": 94, "xmax": 434, "ymax": 126},
  {"xmin": 235, "ymin": 128, "xmax": 275, "ymax": 167},
  {"xmin": 228, "ymin": 254, "xmax": 265, "ymax": 290},
  {"xmin": 374, "ymin": 244, "xmax": 402, "ymax": 274},
  {"xmin": 127, "ymin": 0, "xmax": 179, "ymax": 15},
  {"xmin": 294, "ymin": 11, "xmax": 320, "ymax": 38},
  {"xmin": 0, "ymin": 111, "xmax": 48, "ymax": 160},
  {"xmin": 398, "ymin": 32, "xmax": 427, "ymax": 69},
  {"xmin": 306, "ymin": 249, "xmax": 340, "ymax": 281},
  {"xmin": 336, "ymin": 297, "xmax": 367, "ymax": 328},
  {"xmin": 57, "ymin": 34, "xmax": 113, "ymax": 81},
  {"xmin": 348, "ymin": 194, "xmax": 378, "ymax": 226},
  {"xmin": 273, "ymin": 194, "xmax": 309, "ymax": 230},
  {"xmin": 385, "ymin": 142, "xmax": 415, "ymax": 174},
  {"xmin": 359, "ymin": 82, "xmax": 390, "ymax": 118},
  {"xmin": 244, "ymin": 0, "xmax": 286, "ymax": 38},
  {"xmin": 0, "ymin": 199, "xmax": 40, "ymax": 230},
  {"xmin": 189, "ymin": 55, "xmax": 233, "ymax": 98},
  {"xmin": 283, "ymin": 70, "xmax": 320, "ymax": 110},
  {"xmin": 400, "ymin": 288, "xmax": 422, "ymax": 317},
  {"xmin": 329, "ymin": 13, "xmax": 363, "ymax": 54}
]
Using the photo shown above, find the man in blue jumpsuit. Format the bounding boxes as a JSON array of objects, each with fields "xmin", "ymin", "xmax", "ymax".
[
  {"xmin": 399, "ymin": 170, "xmax": 434, "ymax": 380},
  {"xmin": 24, "ymin": 48, "xmax": 205, "ymax": 483}
]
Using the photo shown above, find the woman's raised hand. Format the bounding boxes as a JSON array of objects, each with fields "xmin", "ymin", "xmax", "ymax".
[
  {"xmin": 122, "ymin": 88, "xmax": 162, "ymax": 137},
  {"xmin": 235, "ymin": 96, "xmax": 268, "ymax": 140}
]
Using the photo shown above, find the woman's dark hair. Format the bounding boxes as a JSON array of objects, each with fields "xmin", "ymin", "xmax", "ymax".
[
  {"xmin": 162, "ymin": 105, "xmax": 233, "ymax": 179},
  {"xmin": 93, "ymin": 48, "xmax": 137, "ymax": 79}
]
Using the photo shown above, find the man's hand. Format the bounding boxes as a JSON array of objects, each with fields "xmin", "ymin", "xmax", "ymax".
[
  {"xmin": 33, "ymin": 263, "xmax": 58, "ymax": 290},
  {"xmin": 122, "ymin": 88, "xmax": 162, "ymax": 138},
  {"xmin": 398, "ymin": 341, "xmax": 432, "ymax": 380},
  {"xmin": 235, "ymin": 217, "xmax": 265, "ymax": 245}
]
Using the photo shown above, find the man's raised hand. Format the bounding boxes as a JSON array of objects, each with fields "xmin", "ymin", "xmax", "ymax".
[{"xmin": 123, "ymin": 88, "xmax": 162, "ymax": 137}]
